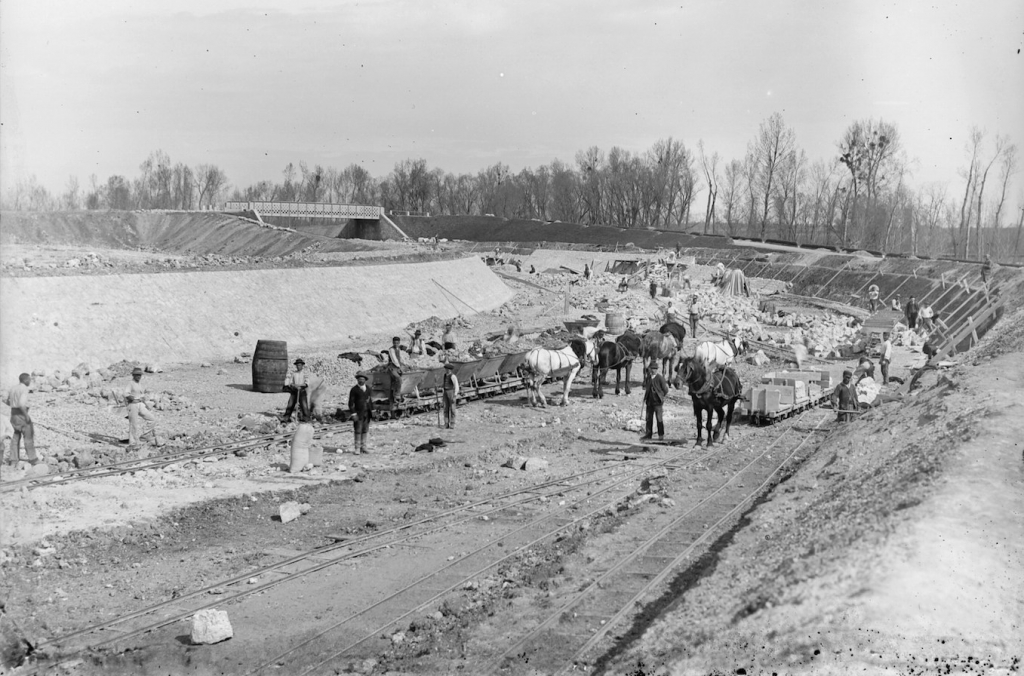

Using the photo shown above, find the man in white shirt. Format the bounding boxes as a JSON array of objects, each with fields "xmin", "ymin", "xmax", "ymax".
[
  {"xmin": 124, "ymin": 367, "xmax": 162, "ymax": 448},
  {"xmin": 6, "ymin": 373, "xmax": 39, "ymax": 465},
  {"xmin": 408, "ymin": 330, "xmax": 425, "ymax": 356},
  {"xmin": 879, "ymin": 334, "xmax": 893, "ymax": 385},
  {"xmin": 282, "ymin": 358, "xmax": 310, "ymax": 422}
]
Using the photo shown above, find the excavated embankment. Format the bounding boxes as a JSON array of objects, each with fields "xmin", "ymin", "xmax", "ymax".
[{"xmin": 0, "ymin": 257, "xmax": 513, "ymax": 381}]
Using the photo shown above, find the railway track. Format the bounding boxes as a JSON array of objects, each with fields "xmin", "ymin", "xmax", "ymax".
[
  {"xmin": 0, "ymin": 422, "xmax": 355, "ymax": 494},
  {"xmin": 492, "ymin": 409, "xmax": 833, "ymax": 675},
  {"xmin": 3, "ymin": 364, "xmax": 540, "ymax": 494},
  {"xmin": 33, "ymin": 447, "xmax": 707, "ymax": 672},
  {"xmin": 229, "ymin": 412, "xmax": 832, "ymax": 676}
]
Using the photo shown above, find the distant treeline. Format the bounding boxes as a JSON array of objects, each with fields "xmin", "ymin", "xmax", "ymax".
[{"xmin": 3, "ymin": 113, "xmax": 1022, "ymax": 262}]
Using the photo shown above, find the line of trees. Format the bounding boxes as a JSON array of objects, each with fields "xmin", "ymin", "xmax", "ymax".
[
  {"xmin": 3, "ymin": 150, "xmax": 228, "ymax": 212},
  {"xmin": 4, "ymin": 114, "xmax": 1022, "ymax": 261}
]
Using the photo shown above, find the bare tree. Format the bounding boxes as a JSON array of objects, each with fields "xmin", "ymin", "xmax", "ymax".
[
  {"xmin": 838, "ymin": 119, "xmax": 902, "ymax": 247},
  {"xmin": 750, "ymin": 113, "xmax": 797, "ymax": 241},
  {"xmin": 973, "ymin": 135, "xmax": 1014, "ymax": 259},
  {"xmin": 955, "ymin": 128, "xmax": 983, "ymax": 258},
  {"xmin": 991, "ymin": 143, "xmax": 1019, "ymax": 243},
  {"xmin": 718, "ymin": 160, "xmax": 743, "ymax": 236},
  {"xmin": 194, "ymin": 165, "xmax": 228, "ymax": 209},
  {"xmin": 62, "ymin": 175, "xmax": 80, "ymax": 210},
  {"xmin": 698, "ymin": 140, "xmax": 720, "ymax": 234}
]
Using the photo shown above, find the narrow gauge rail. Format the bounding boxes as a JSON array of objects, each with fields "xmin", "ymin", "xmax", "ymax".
[
  {"xmin": 34, "ymin": 449, "xmax": 692, "ymax": 669},
  {"xmin": 492, "ymin": 410, "xmax": 833, "ymax": 675},
  {"xmin": 244, "ymin": 445, "xmax": 722, "ymax": 676},
  {"xmin": 4, "ymin": 350, "xmax": 553, "ymax": 493},
  {"xmin": 271, "ymin": 411, "xmax": 831, "ymax": 676}
]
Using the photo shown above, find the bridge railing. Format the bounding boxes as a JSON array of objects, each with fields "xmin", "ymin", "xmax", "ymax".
[{"xmin": 223, "ymin": 201, "xmax": 383, "ymax": 219}]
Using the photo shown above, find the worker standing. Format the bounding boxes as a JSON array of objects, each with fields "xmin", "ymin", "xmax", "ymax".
[
  {"xmin": 583, "ymin": 264, "xmax": 592, "ymax": 281},
  {"xmin": 830, "ymin": 369, "xmax": 859, "ymax": 423},
  {"xmin": 348, "ymin": 371, "xmax": 373, "ymax": 454},
  {"xmin": 124, "ymin": 367, "xmax": 162, "ymax": 448},
  {"xmin": 641, "ymin": 363, "xmax": 669, "ymax": 441},
  {"xmin": 879, "ymin": 334, "xmax": 893, "ymax": 385},
  {"xmin": 649, "ymin": 280, "xmax": 658, "ymax": 300},
  {"xmin": 688, "ymin": 296, "xmax": 701, "ymax": 340},
  {"xmin": 891, "ymin": 295, "xmax": 902, "ymax": 312},
  {"xmin": 442, "ymin": 362, "xmax": 460, "ymax": 429},
  {"xmin": 867, "ymin": 284, "xmax": 880, "ymax": 312},
  {"xmin": 282, "ymin": 358, "xmax": 310, "ymax": 422},
  {"xmin": 442, "ymin": 324, "xmax": 457, "ymax": 352},
  {"xmin": 905, "ymin": 296, "xmax": 919, "ymax": 330},
  {"xmin": 6, "ymin": 373, "xmax": 39, "ymax": 466}
]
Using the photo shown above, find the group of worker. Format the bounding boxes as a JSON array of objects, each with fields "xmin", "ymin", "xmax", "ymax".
[{"xmin": 3, "ymin": 367, "xmax": 163, "ymax": 468}]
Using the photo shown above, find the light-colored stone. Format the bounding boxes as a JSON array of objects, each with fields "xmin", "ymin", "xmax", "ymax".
[
  {"xmin": 190, "ymin": 608, "xmax": 233, "ymax": 645},
  {"xmin": 279, "ymin": 501, "xmax": 303, "ymax": 524},
  {"xmin": 523, "ymin": 457, "xmax": 549, "ymax": 471},
  {"xmin": 26, "ymin": 463, "xmax": 51, "ymax": 478}
]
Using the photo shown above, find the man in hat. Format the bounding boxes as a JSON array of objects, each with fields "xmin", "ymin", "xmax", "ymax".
[
  {"xmin": 688, "ymin": 296, "xmax": 701, "ymax": 340},
  {"xmin": 408, "ymin": 329, "xmax": 425, "ymax": 356},
  {"xmin": 348, "ymin": 371, "xmax": 373, "ymax": 454},
  {"xmin": 641, "ymin": 363, "xmax": 669, "ymax": 441},
  {"xmin": 282, "ymin": 358, "xmax": 309, "ymax": 422},
  {"xmin": 5, "ymin": 373, "xmax": 39, "ymax": 466},
  {"xmin": 879, "ymin": 333, "xmax": 893, "ymax": 385},
  {"xmin": 124, "ymin": 367, "xmax": 162, "ymax": 448},
  {"xmin": 890, "ymin": 294, "xmax": 902, "ymax": 312},
  {"xmin": 442, "ymin": 362, "xmax": 460, "ymax": 429},
  {"xmin": 830, "ymin": 369, "xmax": 859, "ymax": 423},
  {"xmin": 904, "ymin": 296, "xmax": 919, "ymax": 330}
]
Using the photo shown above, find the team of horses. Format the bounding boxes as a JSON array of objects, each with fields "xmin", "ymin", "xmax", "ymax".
[{"xmin": 523, "ymin": 324, "xmax": 747, "ymax": 446}]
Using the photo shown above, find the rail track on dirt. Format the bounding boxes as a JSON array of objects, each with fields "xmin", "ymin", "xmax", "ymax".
[
  {"xmin": 0, "ymin": 422, "xmax": 357, "ymax": 494},
  {"xmin": 234, "ymin": 411, "xmax": 830, "ymax": 675},
  {"xmin": 32, "ymin": 447, "xmax": 709, "ymax": 671}
]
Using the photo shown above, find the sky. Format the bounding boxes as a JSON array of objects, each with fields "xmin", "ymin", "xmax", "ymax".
[{"xmin": 2, "ymin": 0, "xmax": 1022, "ymax": 206}]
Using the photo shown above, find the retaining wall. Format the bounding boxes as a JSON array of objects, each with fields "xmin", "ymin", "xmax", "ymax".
[{"xmin": 0, "ymin": 257, "xmax": 513, "ymax": 382}]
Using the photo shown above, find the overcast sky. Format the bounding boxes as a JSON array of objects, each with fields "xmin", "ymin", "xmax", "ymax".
[{"xmin": 2, "ymin": 0, "xmax": 1022, "ymax": 205}]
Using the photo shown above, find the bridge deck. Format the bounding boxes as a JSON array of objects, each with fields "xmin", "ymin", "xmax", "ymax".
[{"xmin": 223, "ymin": 201, "xmax": 383, "ymax": 219}]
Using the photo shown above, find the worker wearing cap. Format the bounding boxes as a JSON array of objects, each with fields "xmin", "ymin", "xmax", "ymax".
[
  {"xmin": 5, "ymin": 373, "xmax": 39, "ymax": 466},
  {"xmin": 282, "ymin": 358, "xmax": 309, "ymax": 422},
  {"xmin": 441, "ymin": 362, "xmax": 460, "ymax": 429},
  {"xmin": 124, "ymin": 367, "xmax": 162, "ymax": 448},
  {"xmin": 348, "ymin": 371, "xmax": 373, "ymax": 454},
  {"xmin": 831, "ymin": 369, "xmax": 859, "ymax": 423},
  {"xmin": 641, "ymin": 363, "xmax": 669, "ymax": 441}
]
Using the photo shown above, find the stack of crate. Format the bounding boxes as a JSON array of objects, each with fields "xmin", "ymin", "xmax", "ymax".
[{"xmin": 741, "ymin": 369, "xmax": 835, "ymax": 416}]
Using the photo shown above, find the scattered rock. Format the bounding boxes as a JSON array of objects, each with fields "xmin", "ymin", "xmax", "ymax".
[
  {"xmin": 523, "ymin": 457, "xmax": 549, "ymax": 471},
  {"xmin": 190, "ymin": 608, "xmax": 233, "ymax": 645},
  {"xmin": 26, "ymin": 463, "xmax": 51, "ymax": 478},
  {"xmin": 748, "ymin": 350, "xmax": 771, "ymax": 366},
  {"xmin": 624, "ymin": 419, "xmax": 644, "ymax": 432},
  {"xmin": 279, "ymin": 501, "xmax": 310, "ymax": 523},
  {"xmin": 200, "ymin": 362, "xmax": 213, "ymax": 368}
]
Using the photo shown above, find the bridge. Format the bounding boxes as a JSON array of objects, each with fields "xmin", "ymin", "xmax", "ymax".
[
  {"xmin": 223, "ymin": 201, "xmax": 383, "ymax": 219},
  {"xmin": 222, "ymin": 201, "xmax": 409, "ymax": 241}
]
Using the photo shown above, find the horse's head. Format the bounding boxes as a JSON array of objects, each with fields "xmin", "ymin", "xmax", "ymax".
[
  {"xmin": 569, "ymin": 338, "xmax": 597, "ymax": 364},
  {"xmin": 676, "ymin": 357, "xmax": 706, "ymax": 392}
]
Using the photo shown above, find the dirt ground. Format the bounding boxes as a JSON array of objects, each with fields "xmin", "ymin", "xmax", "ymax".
[{"xmin": 1, "ymin": 244, "xmax": 1020, "ymax": 675}]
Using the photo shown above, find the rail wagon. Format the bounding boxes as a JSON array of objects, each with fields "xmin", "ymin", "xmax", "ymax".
[{"xmin": 364, "ymin": 350, "xmax": 544, "ymax": 419}]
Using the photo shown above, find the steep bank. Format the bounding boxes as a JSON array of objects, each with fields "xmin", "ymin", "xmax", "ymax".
[{"xmin": 0, "ymin": 256, "xmax": 513, "ymax": 381}]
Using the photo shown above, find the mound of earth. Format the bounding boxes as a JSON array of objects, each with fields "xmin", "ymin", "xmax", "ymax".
[{"xmin": 0, "ymin": 211, "xmax": 392, "ymax": 258}]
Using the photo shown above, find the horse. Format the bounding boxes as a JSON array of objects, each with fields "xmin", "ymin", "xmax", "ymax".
[
  {"xmin": 694, "ymin": 335, "xmax": 748, "ymax": 370},
  {"xmin": 675, "ymin": 357, "xmax": 743, "ymax": 447},
  {"xmin": 592, "ymin": 330, "xmax": 642, "ymax": 398},
  {"xmin": 524, "ymin": 338, "xmax": 595, "ymax": 407},
  {"xmin": 659, "ymin": 321, "xmax": 687, "ymax": 345},
  {"xmin": 641, "ymin": 330, "xmax": 682, "ymax": 387}
]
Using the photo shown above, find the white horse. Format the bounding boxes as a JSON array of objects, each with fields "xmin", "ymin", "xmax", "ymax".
[
  {"xmin": 524, "ymin": 338, "xmax": 595, "ymax": 407},
  {"xmin": 694, "ymin": 336, "xmax": 748, "ymax": 370}
]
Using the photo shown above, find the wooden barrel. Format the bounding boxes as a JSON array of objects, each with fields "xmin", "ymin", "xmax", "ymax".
[
  {"xmin": 605, "ymin": 311, "xmax": 626, "ymax": 335},
  {"xmin": 252, "ymin": 340, "xmax": 288, "ymax": 393}
]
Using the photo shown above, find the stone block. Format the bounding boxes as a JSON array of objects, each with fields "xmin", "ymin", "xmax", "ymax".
[
  {"xmin": 279, "ymin": 501, "xmax": 309, "ymax": 524},
  {"xmin": 190, "ymin": 609, "xmax": 233, "ymax": 645},
  {"xmin": 26, "ymin": 463, "xmax": 51, "ymax": 478},
  {"xmin": 523, "ymin": 457, "xmax": 549, "ymax": 471}
]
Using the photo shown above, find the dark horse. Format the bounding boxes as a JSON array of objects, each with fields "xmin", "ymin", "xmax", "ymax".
[
  {"xmin": 659, "ymin": 321, "xmax": 687, "ymax": 345},
  {"xmin": 592, "ymin": 331, "xmax": 642, "ymax": 398},
  {"xmin": 675, "ymin": 357, "xmax": 743, "ymax": 447}
]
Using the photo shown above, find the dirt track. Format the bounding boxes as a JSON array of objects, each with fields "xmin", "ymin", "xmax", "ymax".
[{"xmin": 1, "ymin": 213, "xmax": 1022, "ymax": 675}]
